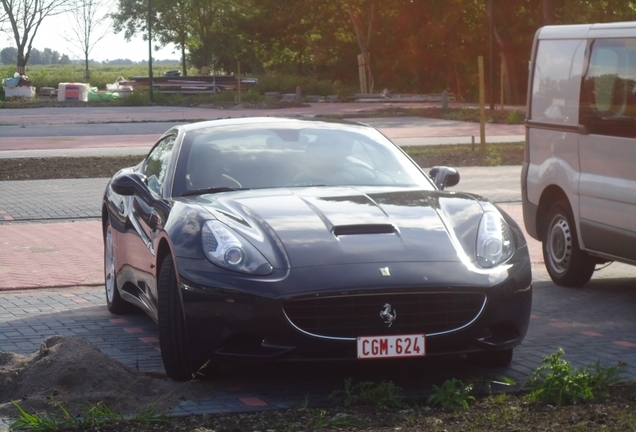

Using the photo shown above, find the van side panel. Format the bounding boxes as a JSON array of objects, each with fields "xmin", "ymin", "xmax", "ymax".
[
  {"xmin": 524, "ymin": 38, "xmax": 586, "ymax": 240},
  {"xmin": 577, "ymin": 37, "xmax": 636, "ymax": 260}
]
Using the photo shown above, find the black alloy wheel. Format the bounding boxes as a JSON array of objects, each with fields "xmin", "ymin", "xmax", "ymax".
[{"xmin": 157, "ymin": 253, "xmax": 196, "ymax": 380}]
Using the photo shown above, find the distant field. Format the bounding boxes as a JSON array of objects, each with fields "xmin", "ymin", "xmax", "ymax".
[{"xmin": 1, "ymin": 64, "xmax": 184, "ymax": 91}]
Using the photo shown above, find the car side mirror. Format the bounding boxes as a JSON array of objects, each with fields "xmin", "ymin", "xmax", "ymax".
[
  {"xmin": 429, "ymin": 166, "xmax": 460, "ymax": 190},
  {"xmin": 111, "ymin": 172, "xmax": 153, "ymax": 201}
]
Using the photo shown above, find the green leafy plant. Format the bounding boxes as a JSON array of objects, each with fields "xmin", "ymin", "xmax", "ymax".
[
  {"xmin": 9, "ymin": 399, "xmax": 167, "ymax": 431},
  {"xmin": 427, "ymin": 378, "xmax": 475, "ymax": 409},
  {"xmin": 525, "ymin": 348, "xmax": 623, "ymax": 406},
  {"xmin": 506, "ymin": 109, "xmax": 524, "ymax": 124},
  {"xmin": 485, "ymin": 146, "xmax": 503, "ymax": 166},
  {"xmin": 330, "ymin": 377, "xmax": 406, "ymax": 409},
  {"xmin": 9, "ymin": 401, "xmax": 68, "ymax": 431}
]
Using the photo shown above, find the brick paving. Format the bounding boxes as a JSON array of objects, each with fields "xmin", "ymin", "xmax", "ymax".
[{"xmin": 2, "ymin": 264, "xmax": 636, "ymax": 428}]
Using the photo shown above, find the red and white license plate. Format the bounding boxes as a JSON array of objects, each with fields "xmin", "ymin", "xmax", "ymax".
[{"xmin": 357, "ymin": 334, "xmax": 426, "ymax": 359}]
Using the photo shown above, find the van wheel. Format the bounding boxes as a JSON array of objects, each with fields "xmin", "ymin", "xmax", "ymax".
[{"xmin": 542, "ymin": 201, "xmax": 595, "ymax": 287}]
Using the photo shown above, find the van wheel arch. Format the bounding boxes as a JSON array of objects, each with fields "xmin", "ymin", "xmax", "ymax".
[{"xmin": 537, "ymin": 186, "xmax": 568, "ymax": 239}]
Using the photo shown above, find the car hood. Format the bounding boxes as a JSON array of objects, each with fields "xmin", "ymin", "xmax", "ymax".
[{"xmin": 194, "ymin": 187, "xmax": 486, "ymax": 269}]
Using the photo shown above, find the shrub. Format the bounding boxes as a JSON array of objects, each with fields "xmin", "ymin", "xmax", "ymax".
[
  {"xmin": 427, "ymin": 378, "xmax": 475, "ymax": 409},
  {"xmin": 526, "ymin": 348, "xmax": 623, "ymax": 406}
]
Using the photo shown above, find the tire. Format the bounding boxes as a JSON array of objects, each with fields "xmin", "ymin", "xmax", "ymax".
[
  {"xmin": 104, "ymin": 220, "xmax": 135, "ymax": 314},
  {"xmin": 542, "ymin": 201, "xmax": 595, "ymax": 287},
  {"xmin": 467, "ymin": 349, "xmax": 513, "ymax": 367},
  {"xmin": 157, "ymin": 253, "xmax": 195, "ymax": 380}
]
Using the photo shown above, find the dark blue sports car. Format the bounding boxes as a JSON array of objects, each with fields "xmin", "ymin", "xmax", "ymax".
[{"xmin": 102, "ymin": 117, "xmax": 532, "ymax": 380}]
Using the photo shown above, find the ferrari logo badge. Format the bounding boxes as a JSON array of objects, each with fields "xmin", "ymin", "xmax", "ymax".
[
  {"xmin": 380, "ymin": 267, "xmax": 390, "ymax": 277},
  {"xmin": 380, "ymin": 303, "xmax": 397, "ymax": 327}
]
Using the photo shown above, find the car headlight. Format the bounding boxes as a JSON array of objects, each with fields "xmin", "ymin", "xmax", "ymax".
[
  {"xmin": 201, "ymin": 220, "xmax": 273, "ymax": 275},
  {"xmin": 475, "ymin": 211, "xmax": 514, "ymax": 268}
]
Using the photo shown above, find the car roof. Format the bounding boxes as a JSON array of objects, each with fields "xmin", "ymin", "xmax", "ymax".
[{"xmin": 177, "ymin": 116, "xmax": 368, "ymax": 133}]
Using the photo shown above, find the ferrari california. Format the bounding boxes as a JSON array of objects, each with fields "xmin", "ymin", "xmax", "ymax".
[{"xmin": 102, "ymin": 117, "xmax": 532, "ymax": 380}]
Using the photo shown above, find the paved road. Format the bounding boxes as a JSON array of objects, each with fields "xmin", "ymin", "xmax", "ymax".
[
  {"xmin": 2, "ymin": 104, "xmax": 636, "ymax": 428},
  {"xmin": 0, "ymin": 104, "xmax": 525, "ymax": 158}
]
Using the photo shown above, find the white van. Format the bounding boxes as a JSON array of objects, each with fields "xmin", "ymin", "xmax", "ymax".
[{"xmin": 522, "ymin": 22, "xmax": 636, "ymax": 286}]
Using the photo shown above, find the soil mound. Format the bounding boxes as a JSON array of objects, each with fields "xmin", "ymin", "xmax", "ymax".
[{"xmin": 0, "ymin": 335, "xmax": 180, "ymax": 418}]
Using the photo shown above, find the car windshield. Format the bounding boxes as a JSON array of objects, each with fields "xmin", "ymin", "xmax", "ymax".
[{"xmin": 173, "ymin": 122, "xmax": 434, "ymax": 197}]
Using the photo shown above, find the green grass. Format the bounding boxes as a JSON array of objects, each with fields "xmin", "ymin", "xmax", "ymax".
[
  {"xmin": 329, "ymin": 377, "xmax": 406, "ymax": 409},
  {"xmin": 1, "ymin": 66, "xmax": 355, "ymax": 100},
  {"xmin": 1, "ymin": 64, "xmax": 185, "ymax": 92}
]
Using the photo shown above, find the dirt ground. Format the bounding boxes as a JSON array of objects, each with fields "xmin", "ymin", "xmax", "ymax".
[
  {"xmin": 2, "ymin": 335, "xmax": 635, "ymax": 431},
  {"xmin": 0, "ymin": 336, "xmax": 183, "ymax": 418}
]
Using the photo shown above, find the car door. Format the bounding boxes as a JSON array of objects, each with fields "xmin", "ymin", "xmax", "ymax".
[
  {"xmin": 578, "ymin": 37, "xmax": 636, "ymax": 260},
  {"xmin": 122, "ymin": 133, "xmax": 177, "ymax": 313}
]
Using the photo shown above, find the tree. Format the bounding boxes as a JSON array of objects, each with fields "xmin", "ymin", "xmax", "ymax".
[
  {"xmin": 65, "ymin": 0, "xmax": 111, "ymax": 79},
  {"xmin": 0, "ymin": 46, "xmax": 17, "ymax": 64},
  {"xmin": 1, "ymin": 0, "xmax": 74, "ymax": 73},
  {"xmin": 555, "ymin": 0, "xmax": 636, "ymax": 23},
  {"xmin": 112, "ymin": 0, "xmax": 191, "ymax": 75},
  {"xmin": 340, "ymin": 0, "xmax": 375, "ymax": 93}
]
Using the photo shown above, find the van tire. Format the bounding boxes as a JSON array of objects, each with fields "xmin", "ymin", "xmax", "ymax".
[{"xmin": 542, "ymin": 201, "xmax": 595, "ymax": 287}]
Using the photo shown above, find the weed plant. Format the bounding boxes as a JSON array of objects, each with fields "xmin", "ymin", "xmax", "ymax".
[
  {"xmin": 506, "ymin": 109, "xmax": 524, "ymax": 124},
  {"xmin": 427, "ymin": 378, "xmax": 475, "ymax": 409},
  {"xmin": 525, "ymin": 348, "xmax": 623, "ymax": 406},
  {"xmin": 330, "ymin": 377, "xmax": 406, "ymax": 409}
]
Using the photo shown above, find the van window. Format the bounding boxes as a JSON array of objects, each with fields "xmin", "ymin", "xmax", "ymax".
[
  {"xmin": 579, "ymin": 38, "xmax": 636, "ymax": 138},
  {"xmin": 531, "ymin": 39, "xmax": 586, "ymax": 125}
]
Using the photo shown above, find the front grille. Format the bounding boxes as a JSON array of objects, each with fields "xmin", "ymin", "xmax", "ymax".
[{"xmin": 283, "ymin": 292, "xmax": 486, "ymax": 339}]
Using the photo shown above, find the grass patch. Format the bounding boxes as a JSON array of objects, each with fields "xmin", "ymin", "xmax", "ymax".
[
  {"xmin": 327, "ymin": 106, "xmax": 527, "ymax": 125},
  {"xmin": 329, "ymin": 378, "xmax": 406, "ymax": 409},
  {"xmin": 0, "ymin": 143, "xmax": 524, "ymax": 181}
]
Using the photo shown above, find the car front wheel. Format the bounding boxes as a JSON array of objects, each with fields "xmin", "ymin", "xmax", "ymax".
[
  {"xmin": 542, "ymin": 201, "xmax": 595, "ymax": 287},
  {"xmin": 104, "ymin": 220, "xmax": 135, "ymax": 314},
  {"xmin": 157, "ymin": 253, "xmax": 196, "ymax": 380}
]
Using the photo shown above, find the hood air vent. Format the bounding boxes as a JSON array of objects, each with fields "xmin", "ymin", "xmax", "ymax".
[{"xmin": 332, "ymin": 224, "xmax": 395, "ymax": 237}]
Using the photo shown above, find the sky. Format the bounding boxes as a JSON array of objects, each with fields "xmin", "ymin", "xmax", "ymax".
[{"xmin": 2, "ymin": 10, "xmax": 179, "ymax": 63}]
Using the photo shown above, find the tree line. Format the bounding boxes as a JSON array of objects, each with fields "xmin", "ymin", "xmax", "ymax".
[
  {"xmin": 3, "ymin": 0, "xmax": 636, "ymax": 102},
  {"xmin": 112, "ymin": 0, "xmax": 636, "ymax": 103},
  {"xmin": 1, "ymin": 47, "xmax": 71, "ymax": 66},
  {"xmin": 0, "ymin": 46, "xmax": 180, "ymax": 67}
]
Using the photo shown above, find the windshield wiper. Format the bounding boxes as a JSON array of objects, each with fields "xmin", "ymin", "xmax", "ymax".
[{"xmin": 181, "ymin": 187, "xmax": 241, "ymax": 197}]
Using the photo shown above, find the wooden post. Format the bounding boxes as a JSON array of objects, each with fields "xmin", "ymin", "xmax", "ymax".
[
  {"xmin": 357, "ymin": 54, "xmax": 368, "ymax": 94},
  {"xmin": 478, "ymin": 56, "xmax": 486, "ymax": 151},
  {"xmin": 237, "ymin": 61, "xmax": 241, "ymax": 103},
  {"xmin": 500, "ymin": 60, "xmax": 505, "ymax": 109}
]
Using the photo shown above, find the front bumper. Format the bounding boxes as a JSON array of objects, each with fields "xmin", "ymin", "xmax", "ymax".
[{"xmin": 176, "ymin": 250, "xmax": 532, "ymax": 367}]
